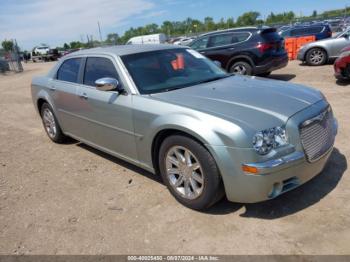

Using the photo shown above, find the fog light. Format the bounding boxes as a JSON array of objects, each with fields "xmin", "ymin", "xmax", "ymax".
[{"xmin": 268, "ymin": 182, "xmax": 282, "ymax": 198}]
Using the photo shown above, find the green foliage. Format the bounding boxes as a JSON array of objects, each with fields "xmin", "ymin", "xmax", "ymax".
[
  {"xmin": 236, "ymin": 12, "xmax": 261, "ymax": 26},
  {"xmin": 106, "ymin": 33, "xmax": 120, "ymax": 44},
  {"xmin": 1, "ymin": 39, "xmax": 14, "ymax": 52},
  {"xmin": 266, "ymin": 11, "xmax": 295, "ymax": 24}
]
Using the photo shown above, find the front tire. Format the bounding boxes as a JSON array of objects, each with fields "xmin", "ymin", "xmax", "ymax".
[
  {"xmin": 159, "ymin": 135, "xmax": 224, "ymax": 210},
  {"xmin": 306, "ymin": 48, "xmax": 327, "ymax": 66},
  {"xmin": 40, "ymin": 103, "xmax": 67, "ymax": 143}
]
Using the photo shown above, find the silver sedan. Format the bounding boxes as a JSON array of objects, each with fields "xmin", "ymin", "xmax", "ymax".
[
  {"xmin": 31, "ymin": 45, "xmax": 337, "ymax": 210},
  {"xmin": 298, "ymin": 28, "xmax": 350, "ymax": 65}
]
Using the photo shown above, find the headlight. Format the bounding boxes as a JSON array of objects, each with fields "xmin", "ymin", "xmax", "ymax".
[{"xmin": 252, "ymin": 126, "xmax": 288, "ymax": 155}]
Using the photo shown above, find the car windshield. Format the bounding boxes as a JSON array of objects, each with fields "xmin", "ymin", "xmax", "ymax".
[
  {"xmin": 335, "ymin": 29, "xmax": 350, "ymax": 38},
  {"xmin": 121, "ymin": 48, "xmax": 229, "ymax": 94}
]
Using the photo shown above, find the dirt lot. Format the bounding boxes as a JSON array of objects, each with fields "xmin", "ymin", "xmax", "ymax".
[{"xmin": 0, "ymin": 61, "xmax": 349, "ymax": 255}]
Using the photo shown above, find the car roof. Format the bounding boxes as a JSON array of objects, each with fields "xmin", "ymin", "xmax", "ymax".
[
  {"xmin": 66, "ymin": 44, "xmax": 187, "ymax": 57},
  {"xmin": 199, "ymin": 26, "xmax": 273, "ymax": 37}
]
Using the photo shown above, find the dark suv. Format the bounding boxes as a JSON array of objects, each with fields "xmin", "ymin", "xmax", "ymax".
[
  {"xmin": 188, "ymin": 27, "xmax": 288, "ymax": 76},
  {"xmin": 279, "ymin": 24, "xmax": 332, "ymax": 40}
]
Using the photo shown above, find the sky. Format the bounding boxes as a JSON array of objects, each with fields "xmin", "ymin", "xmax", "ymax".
[{"xmin": 0, "ymin": 0, "xmax": 349, "ymax": 50}]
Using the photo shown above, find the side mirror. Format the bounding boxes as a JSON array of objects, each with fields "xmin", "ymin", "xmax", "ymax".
[
  {"xmin": 95, "ymin": 77, "xmax": 123, "ymax": 92},
  {"xmin": 213, "ymin": 60, "xmax": 222, "ymax": 68}
]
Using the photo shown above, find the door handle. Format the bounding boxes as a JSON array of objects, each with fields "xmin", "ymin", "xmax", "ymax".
[
  {"xmin": 79, "ymin": 93, "xmax": 88, "ymax": 99},
  {"xmin": 48, "ymin": 86, "xmax": 56, "ymax": 91},
  {"xmin": 200, "ymin": 51, "xmax": 206, "ymax": 54}
]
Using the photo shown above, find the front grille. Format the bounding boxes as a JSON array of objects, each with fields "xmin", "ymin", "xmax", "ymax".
[{"xmin": 300, "ymin": 107, "xmax": 335, "ymax": 162}]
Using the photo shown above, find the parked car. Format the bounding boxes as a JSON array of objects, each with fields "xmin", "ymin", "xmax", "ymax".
[
  {"xmin": 188, "ymin": 27, "xmax": 288, "ymax": 76},
  {"xmin": 279, "ymin": 24, "xmax": 332, "ymax": 40},
  {"xmin": 334, "ymin": 46, "xmax": 350, "ymax": 80},
  {"xmin": 31, "ymin": 45, "xmax": 337, "ymax": 210},
  {"xmin": 173, "ymin": 37, "xmax": 195, "ymax": 46},
  {"xmin": 126, "ymin": 33, "xmax": 167, "ymax": 45},
  {"xmin": 33, "ymin": 45, "xmax": 50, "ymax": 55},
  {"xmin": 297, "ymin": 27, "xmax": 350, "ymax": 66}
]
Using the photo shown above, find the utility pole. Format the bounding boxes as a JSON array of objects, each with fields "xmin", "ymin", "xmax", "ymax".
[{"xmin": 98, "ymin": 21, "xmax": 103, "ymax": 44}]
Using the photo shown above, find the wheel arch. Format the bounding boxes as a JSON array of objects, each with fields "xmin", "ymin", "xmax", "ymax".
[
  {"xmin": 37, "ymin": 98, "xmax": 48, "ymax": 114},
  {"xmin": 226, "ymin": 55, "xmax": 254, "ymax": 71},
  {"xmin": 151, "ymin": 128, "xmax": 212, "ymax": 175}
]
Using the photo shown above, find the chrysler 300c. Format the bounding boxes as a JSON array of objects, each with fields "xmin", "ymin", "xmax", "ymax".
[{"xmin": 31, "ymin": 45, "xmax": 337, "ymax": 210}]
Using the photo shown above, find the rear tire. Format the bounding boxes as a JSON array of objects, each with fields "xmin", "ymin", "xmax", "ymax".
[
  {"xmin": 159, "ymin": 135, "xmax": 224, "ymax": 210},
  {"xmin": 229, "ymin": 61, "xmax": 253, "ymax": 75},
  {"xmin": 306, "ymin": 48, "xmax": 327, "ymax": 66},
  {"xmin": 40, "ymin": 103, "xmax": 67, "ymax": 143}
]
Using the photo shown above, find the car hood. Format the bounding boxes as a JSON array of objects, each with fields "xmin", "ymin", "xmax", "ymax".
[{"xmin": 150, "ymin": 75, "xmax": 323, "ymax": 130}]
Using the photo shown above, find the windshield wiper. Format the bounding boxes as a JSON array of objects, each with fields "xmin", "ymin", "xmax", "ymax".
[
  {"xmin": 193, "ymin": 74, "xmax": 233, "ymax": 85},
  {"xmin": 150, "ymin": 74, "xmax": 233, "ymax": 94}
]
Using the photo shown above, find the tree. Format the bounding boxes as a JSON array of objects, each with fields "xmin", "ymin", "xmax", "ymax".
[
  {"xmin": 204, "ymin": 17, "xmax": 216, "ymax": 31},
  {"xmin": 236, "ymin": 12, "xmax": 261, "ymax": 26},
  {"xmin": 161, "ymin": 21, "xmax": 174, "ymax": 35},
  {"xmin": 226, "ymin": 17, "xmax": 235, "ymax": 29},
  {"xmin": 1, "ymin": 39, "xmax": 14, "ymax": 52},
  {"xmin": 69, "ymin": 41, "xmax": 84, "ymax": 49},
  {"xmin": 63, "ymin": 43, "xmax": 70, "ymax": 50},
  {"xmin": 106, "ymin": 33, "xmax": 119, "ymax": 45},
  {"xmin": 312, "ymin": 10, "xmax": 318, "ymax": 17},
  {"xmin": 266, "ymin": 11, "xmax": 295, "ymax": 24}
]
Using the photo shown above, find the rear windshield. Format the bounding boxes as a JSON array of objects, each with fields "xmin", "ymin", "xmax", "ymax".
[{"xmin": 260, "ymin": 30, "xmax": 282, "ymax": 41}]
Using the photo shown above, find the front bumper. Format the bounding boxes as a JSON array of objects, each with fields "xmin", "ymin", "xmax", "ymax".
[
  {"xmin": 208, "ymin": 101, "xmax": 337, "ymax": 203},
  {"xmin": 211, "ymin": 146, "xmax": 333, "ymax": 203},
  {"xmin": 334, "ymin": 57, "xmax": 350, "ymax": 80},
  {"xmin": 297, "ymin": 48, "xmax": 307, "ymax": 61}
]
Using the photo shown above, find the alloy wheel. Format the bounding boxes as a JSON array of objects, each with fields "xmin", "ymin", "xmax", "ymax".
[
  {"xmin": 309, "ymin": 49, "xmax": 325, "ymax": 65},
  {"xmin": 232, "ymin": 64, "xmax": 247, "ymax": 75},
  {"xmin": 42, "ymin": 108, "xmax": 57, "ymax": 138},
  {"xmin": 165, "ymin": 146, "xmax": 204, "ymax": 200}
]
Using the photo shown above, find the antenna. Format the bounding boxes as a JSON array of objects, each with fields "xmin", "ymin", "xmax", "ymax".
[{"xmin": 98, "ymin": 21, "xmax": 103, "ymax": 43}]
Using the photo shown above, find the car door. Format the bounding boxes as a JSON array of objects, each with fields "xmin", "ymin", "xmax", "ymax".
[
  {"xmin": 203, "ymin": 32, "xmax": 251, "ymax": 67},
  {"xmin": 74, "ymin": 56, "xmax": 137, "ymax": 161},
  {"xmin": 204, "ymin": 32, "xmax": 236, "ymax": 63},
  {"xmin": 51, "ymin": 57, "xmax": 84, "ymax": 135},
  {"xmin": 329, "ymin": 32, "xmax": 350, "ymax": 58}
]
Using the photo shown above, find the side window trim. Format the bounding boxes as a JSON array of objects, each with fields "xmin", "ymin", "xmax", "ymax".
[
  {"xmin": 80, "ymin": 55, "xmax": 126, "ymax": 92},
  {"xmin": 77, "ymin": 57, "xmax": 87, "ymax": 85},
  {"xmin": 54, "ymin": 57, "xmax": 83, "ymax": 84},
  {"xmin": 205, "ymin": 32, "xmax": 252, "ymax": 50}
]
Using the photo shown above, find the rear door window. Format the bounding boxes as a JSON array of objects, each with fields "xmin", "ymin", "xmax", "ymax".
[
  {"xmin": 83, "ymin": 57, "xmax": 119, "ymax": 87},
  {"xmin": 56, "ymin": 58, "xmax": 82, "ymax": 83},
  {"xmin": 207, "ymin": 32, "xmax": 250, "ymax": 48},
  {"xmin": 308, "ymin": 26, "xmax": 324, "ymax": 34},
  {"xmin": 290, "ymin": 28, "xmax": 305, "ymax": 37},
  {"xmin": 208, "ymin": 33, "xmax": 234, "ymax": 47}
]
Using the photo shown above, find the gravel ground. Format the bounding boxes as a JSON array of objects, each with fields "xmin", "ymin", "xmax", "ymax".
[{"xmin": 0, "ymin": 60, "xmax": 349, "ymax": 255}]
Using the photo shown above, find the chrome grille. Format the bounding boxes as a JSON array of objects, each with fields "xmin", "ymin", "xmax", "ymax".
[{"xmin": 300, "ymin": 107, "xmax": 335, "ymax": 162}]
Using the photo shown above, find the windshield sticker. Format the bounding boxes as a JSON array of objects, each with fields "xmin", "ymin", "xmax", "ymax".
[{"xmin": 187, "ymin": 49, "xmax": 206, "ymax": 59}]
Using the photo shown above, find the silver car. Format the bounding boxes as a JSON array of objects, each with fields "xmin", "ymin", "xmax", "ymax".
[
  {"xmin": 298, "ymin": 28, "xmax": 350, "ymax": 65},
  {"xmin": 31, "ymin": 45, "xmax": 337, "ymax": 210}
]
